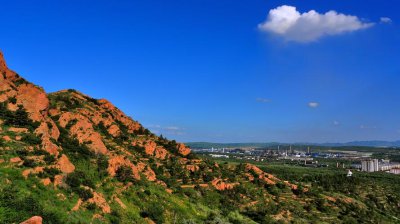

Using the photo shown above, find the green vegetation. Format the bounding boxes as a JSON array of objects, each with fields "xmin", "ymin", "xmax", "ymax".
[
  {"xmin": 0, "ymin": 102, "xmax": 40, "ymax": 131},
  {"xmin": 0, "ymin": 167, "xmax": 68, "ymax": 223},
  {"xmin": 209, "ymin": 156, "xmax": 400, "ymax": 223}
]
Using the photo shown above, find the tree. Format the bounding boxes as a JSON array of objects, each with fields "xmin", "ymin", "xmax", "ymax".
[{"xmin": 116, "ymin": 166, "xmax": 135, "ymax": 183}]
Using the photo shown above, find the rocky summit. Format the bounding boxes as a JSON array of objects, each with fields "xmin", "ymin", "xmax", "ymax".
[{"xmin": 0, "ymin": 51, "xmax": 398, "ymax": 224}]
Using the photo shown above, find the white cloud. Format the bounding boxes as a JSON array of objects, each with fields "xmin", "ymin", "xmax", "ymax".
[
  {"xmin": 258, "ymin": 5, "xmax": 373, "ymax": 42},
  {"xmin": 146, "ymin": 124, "xmax": 186, "ymax": 136},
  {"xmin": 360, "ymin": 125, "xmax": 377, "ymax": 130},
  {"xmin": 256, "ymin": 97, "xmax": 271, "ymax": 103},
  {"xmin": 308, "ymin": 102, "xmax": 319, "ymax": 108},
  {"xmin": 380, "ymin": 17, "xmax": 392, "ymax": 23},
  {"xmin": 164, "ymin": 126, "xmax": 181, "ymax": 131},
  {"xmin": 146, "ymin": 124, "xmax": 162, "ymax": 130},
  {"xmin": 333, "ymin": 121, "xmax": 340, "ymax": 126}
]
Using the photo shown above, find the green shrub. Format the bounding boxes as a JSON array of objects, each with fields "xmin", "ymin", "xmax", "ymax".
[
  {"xmin": 128, "ymin": 145, "xmax": 145, "ymax": 154},
  {"xmin": 51, "ymin": 93, "xmax": 84, "ymax": 110},
  {"xmin": 15, "ymin": 149, "xmax": 29, "ymax": 157},
  {"xmin": 140, "ymin": 202, "xmax": 164, "ymax": 224},
  {"xmin": 13, "ymin": 78, "xmax": 28, "ymax": 86},
  {"xmin": 66, "ymin": 171, "xmax": 95, "ymax": 189},
  {"xmin": 86, "ymin": 202, "xmax": 97, "ymax": 211},
  {"xmin": 115, "ymin": 166, "xmax": 135, "ymax": 183},
  {"xmin": 37, "ymin": 167, "xmax": 61, "ymax": 181},
  {"xmin": 1, "ymin": 104, "xmax": 40, "ymax": 131},
  {"xmin": 0, "ymin": 185, "xmax": 63, "ymax": 223},
  {"xmin": 43, "ymin": 154, "xmax": 56, "ymax": 163},
  {"xmin": 57, "ymin": 125, "xmax": 94, "ymax": 160},
  {"xmin": 23, "ymin": 159, "xmax": 37, "ymax": 168},
  {"xmin": 0, "ymin": 137, "xmax": 5, "ymax": 147},
  {"xmin": 65, "ymin": 119, "xmax": 78, "ymax": 130},
  {"xmin": 9, "ymin": 96, "xmax": 17, "ymax": 104},
  {"xmin": 21, "ymin": 134, "xmax": 42, "ymax": 145},
  {"xmin": 96, "ymin": 121, "xmax": 112, "ymax": 138},
  {"xmin": 75, "ymin": 187, "xmax": 94, "ymax": 201}
]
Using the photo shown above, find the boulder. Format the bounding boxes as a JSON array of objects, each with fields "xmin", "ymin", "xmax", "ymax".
[
  {"xmin": 20, "ymin": 216, "xmax": 43, "ymax": 224},
  {"xmin": 56, "ymin": 154, "xmax": 75, "ymax": 174},
  {"xmin": 177, "ymin": 143, "xmax": 191, "ymax": 156}
]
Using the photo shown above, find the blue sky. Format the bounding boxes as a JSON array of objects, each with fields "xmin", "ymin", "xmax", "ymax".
[{"xmin": 1, "ymin": 0, "xmax": 399, "ymax": 143}]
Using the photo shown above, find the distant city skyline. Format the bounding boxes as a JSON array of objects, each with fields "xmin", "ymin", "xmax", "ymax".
[{"xmin": 1, "ymin": 0, "xmax": 399, "ymax": 143}]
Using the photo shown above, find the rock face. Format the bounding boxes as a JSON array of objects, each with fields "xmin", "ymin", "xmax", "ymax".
[
  {"xmin": 0, "ymin": 51, "xmax": 7, "ymax": 72},
  {"xmin": 177, "ymin": 143, "xmax": 191, "ymax": 156},
  {"xmin": 88, "ymin": 191, "xmax": 111, "ymax": 214},
  {"xmin": 107, "ymin": 156, "xmax": 156, "ymax": 181},
  {"xmin": 0, "ymin": 51, "xmax": 62, "ymax": 156},
  {"xmin": 56, "ymin": 154, "xmax": 75, "ymax": 174},
  {"xmin": 144, "ymin": 141, "xmax": 157, "ymax": 156},
  {"xmin": 107, "ymin": 156, "xmax": 136, "ymax": 178},
  {"xmin": 211, "ymin": 178, "xmax": 237, "ymax": 191},
  {"xmin": 58, "ymin": 112, "xmax": 108, "ymax": 155},
  {"xmin": 154, "ymin": 146, "xmax": 169, "ymax": 160},
  {"xmin": 245, "ymin": 163, "xmax": 280, "ymax": 185},
  {"xmin": 10, "ymin": 157, "xmax": 22, "ymax": 163},
  {"xmin": 16, "ymin": 84, "xmax": 49, "ymax": 121},
  {"xmin": 20, "ymin": 216, "xmax": 43, "ymax": 224}
]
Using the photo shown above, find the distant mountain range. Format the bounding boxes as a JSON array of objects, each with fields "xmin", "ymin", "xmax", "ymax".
[
  {"xmin": 186, "ymin": 140, "xmax": 400, "ymax": 149},
  {"xmin": 316, "ymin": 140, "xmax": 400, "ymax": 148}
]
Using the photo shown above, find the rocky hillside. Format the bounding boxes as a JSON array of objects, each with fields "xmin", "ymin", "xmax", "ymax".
[
  {"xmin": 0, "ymin": 51, "xmax": 294, "ymax": 223},
  {"xmin": 1, "ymin": 51, "xmax": 398, "ymax": 224}
]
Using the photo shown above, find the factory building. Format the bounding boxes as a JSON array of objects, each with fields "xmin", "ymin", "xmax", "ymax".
[
  {"xmin": 360, "ymin": 159, "xmax": 400, "ymax": 173},
  {"xmin": 361, "ymin": 159, "xmax": 379, "ymax": 172}
]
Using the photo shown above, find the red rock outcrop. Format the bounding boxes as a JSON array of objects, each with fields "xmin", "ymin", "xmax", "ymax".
[
  {"xmin": 211, "ymin": 178, "xmax": 238, "ymax": 191},
  {"xmin": 22, "ymin": 167, "xmax": 44, "ymax": 179},
  {"xmin": 10, "ymin": 157, "xmax": 22, "ymax": 163},
  {"xmin": 8, "ymin": 127, "xmax": 29, "ymax": 133},
  {"xmin": 56, "ymin": 154, "xmax": 75, "ymax": 174},
  {"xmin": 41, "ymin": 178, "xmax": 52, "ymax": 186},
  {"xmin": 53, "ymin": 175, "xmax": 64, "ymax": 187},
  {"xmin": 114, "ymin": 197, "xmax": 127, "ymax": 209},
  {"xmin": 154, "ymin": 146, "xmax": 169, "ymax": 160},
  {"xmin": 16, "ymin": 84, "xmax": 49, "ymax": 121},
  {"xmin": 72, "ymin": 198, "xmax": 83, "ymax": 211},
  {"xmin": 20, "ymin": 216, "xmax": 43, "ymax": 224},
  {"xmin": 97, "ymin": 99, "xmax": 141, "ymax": 133},
  {"xmin": 58, "ymin": 112, "xmax": 108, "ymax": 154},
  {"xmin": 144, "ymin": 141, "xmax": 157, "ymax": 156},
  {"xmin": 143, "ymin": 165, "xmax": 156, "ymax": 181},
  {"xmin": 0, "ymin": 52, "xmax": 62, "ymax": 157},
  {"xmin": 186, "ymin": 165, "xmax": 200, "ymax": 172},
  {"xmin": 177, "ymin": 143, "xmax": 191, "ymax": 156},
  {"xmin": 41, "ymin": 138, "xmax": 60, "ymax": 156},
  {"xmin": 107, "ymin": 156, "xmax": 156, "ymax": 181},
  {"xmin": 0, "ymin": 51, "xmax": 19, "ymax": 82},
  {"xmin": 35, "ymin": 120, "xmax": 60, "ymax": 140},
  {"xmin": 88, "ymin": 191, "xmax": 111, "ymax": 214},
  {"xmin": 107, "ymin": 124, "xmax": 120, "ymax": 137},
  {"xmin": 245, "ymin": 163, "xmax": 280, "ymax": 185},
  {"xmin": 2, "ymin": 136, "xmax": 11, "ymax": 142},
  {"xmin": 0, "ymin": 51, "xmax": 7, "ymax": 72}
]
